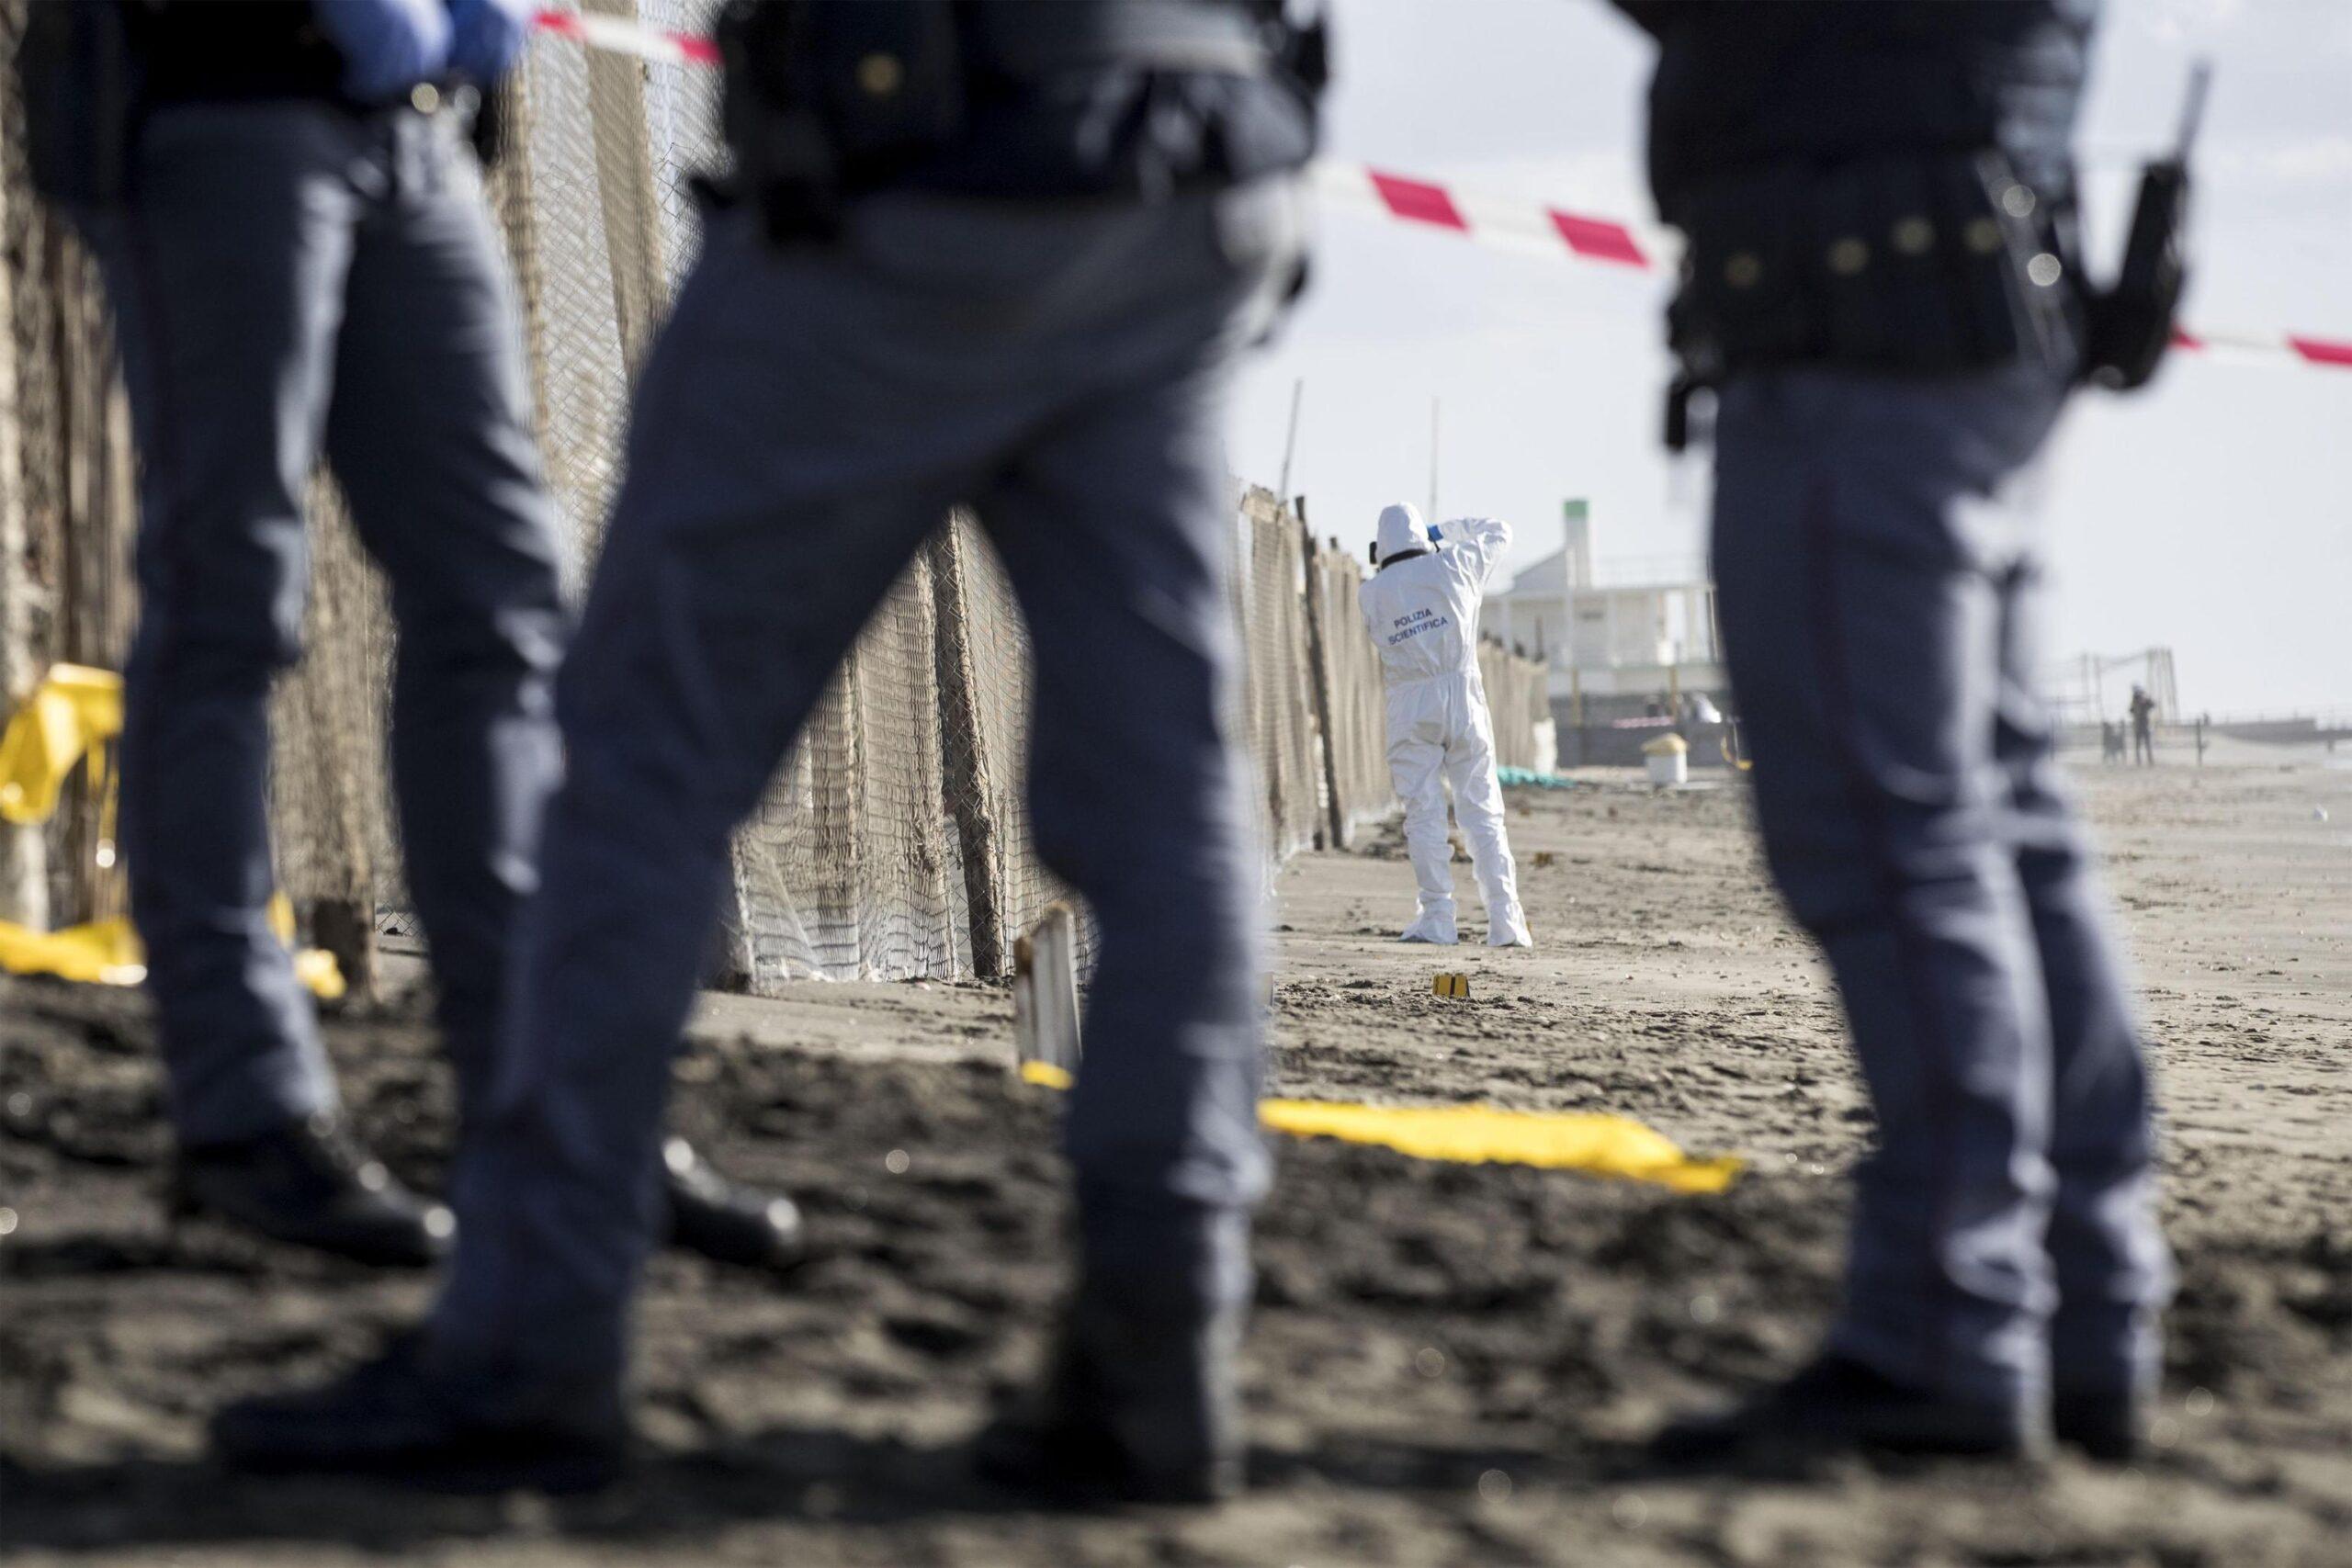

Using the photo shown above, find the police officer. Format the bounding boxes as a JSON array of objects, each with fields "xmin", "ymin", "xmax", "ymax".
[
  {"xmin": 210, "ymin": 0, "xmax": 1320, "ymax": 1502},
  {"xmin": 45, "ymin": 1, "xmax": 795, "ymax": 1271},
  {"xmin": 1612, "ymin": 1, "xmax": 2172, "ymax": 1461}
]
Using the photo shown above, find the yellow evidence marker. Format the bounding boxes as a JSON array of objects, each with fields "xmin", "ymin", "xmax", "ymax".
[{"xmin": 1432, "ymin": 972, "xmax": 1471, "ymax": 999}]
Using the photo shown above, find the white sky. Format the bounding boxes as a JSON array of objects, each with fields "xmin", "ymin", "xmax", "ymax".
[{"xmin": 1224, "ymin": 0, "xmax": 2352, "ymax": 716}]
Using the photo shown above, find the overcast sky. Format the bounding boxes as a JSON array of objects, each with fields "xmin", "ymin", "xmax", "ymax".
[{"xmin": 1224, "ymin": 0, "xmax": 2352, "ymax": 716}]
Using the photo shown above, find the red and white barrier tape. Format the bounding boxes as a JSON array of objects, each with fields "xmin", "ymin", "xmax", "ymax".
[
  {"xmin": 1311, "ymin": 163, "xmax": 1663, "ymax": 272},
  {"xmin": 529, "ymin": 7, "xmax": 2352, "ymax": 375},
  {"xmin": 1314, "ymin": 164, "xmax": 2352, "ymax": 373},
  {"xmin": 532, "ymin": 7, "xmax": 718, "ymax": 68}
]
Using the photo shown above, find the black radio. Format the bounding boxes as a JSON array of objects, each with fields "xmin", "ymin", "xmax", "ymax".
[{"xmin": 2084, "ymin": 62, "xmax": 2210, "ymax": 392}]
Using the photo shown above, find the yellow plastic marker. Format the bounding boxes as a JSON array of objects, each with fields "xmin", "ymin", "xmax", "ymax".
[
  {"xmin": 291, "ymin": 947, "xmax": 349, "ymax": 1002},
  {"xmin": 1259, "ymin": 1100, "xmax": 1742, "ymax": 1194},
  {"xmin": 1016, "ymin": 1060, "xmax": 1741, "ymax": 1192},
  {"xmin": 0, "ymin": 665, "xmax": 123, "ymax": 826},
  {"xmin": 0, "ymin": 671, "xmax": 345, "ymax": 999},
  {"xmin": 1020, "ymin": 1059, "xmax": 1073, "ymax": 1090},
  {"xmin": 1432, "ymin": 972, "xmax": 1470, "ymax": 999},
  {"xmin": 0, "ymin": 899, "xmax": 345, "ymax": 999},
  {"xmin": 265, "ymin": 896, "xmax": 351, "ymax": 1001},
  {"xmin": 0, "ymin": 917, "xmax": 145, "ymax": 987}
]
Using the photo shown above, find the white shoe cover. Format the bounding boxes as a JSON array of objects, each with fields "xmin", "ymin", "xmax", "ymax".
[
  {"xmin": 1399, "ymin": 910, "xmax": 1458, "ymax": 944},
  {"xmin": 1487, "ymin": 904, "xmax": 1532, "ymax": 947}
]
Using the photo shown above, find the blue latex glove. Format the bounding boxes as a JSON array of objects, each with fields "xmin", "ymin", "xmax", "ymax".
[
  {"xmin": 312, "ymin": 0, "xmax": 453, "ymax": 103},
  {"xmin": 448, "ymin": 0, "xmax": 536, "ymax": 84}
]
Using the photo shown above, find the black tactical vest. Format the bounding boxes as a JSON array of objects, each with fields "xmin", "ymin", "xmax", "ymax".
[{"xmin": 1620, "ymin": 0, "xmax": 2097, "ymax": 223}]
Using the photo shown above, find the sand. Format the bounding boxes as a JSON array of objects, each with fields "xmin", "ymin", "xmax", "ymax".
[{"xmin": 5, "ymin": 754, "xmax": 2349, "ymax": 1565}]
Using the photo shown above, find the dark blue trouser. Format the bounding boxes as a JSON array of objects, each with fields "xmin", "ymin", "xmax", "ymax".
[
  {"xmin": 96, "ymin": 103, "xmax": 566, "ymax": 1145},
  {"xmin": 1711, "ymin": 364, "xmax": 2171, "ymax": 1407},
  {"xmin": 433, "ymin": 187, "xmax": 1302, "ymax": 1385}
]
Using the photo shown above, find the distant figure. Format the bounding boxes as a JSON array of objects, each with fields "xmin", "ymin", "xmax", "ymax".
[
  {"xmin": 2131, "ymin": 684, "xmax": 2158, "ymax": 766},
  {"xmin": 1358, "ymin": 503, "xmax": 1532, "ymax": 947},
  {"xmin": 2196, "ymin": 712, "xmax": 2210, "ymax": 766},
  {"xmin": 2102, "ymin": 721, "xmax": 2125, "ymax": 765}
]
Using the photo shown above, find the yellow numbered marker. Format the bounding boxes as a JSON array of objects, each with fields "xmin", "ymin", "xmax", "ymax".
[{"xmin": 1432, "ymin": 972, "xmax": 1470, "ymax": 999}]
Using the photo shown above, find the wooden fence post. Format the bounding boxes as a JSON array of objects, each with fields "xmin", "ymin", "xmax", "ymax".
[
  {"xmin": 1295, "ymin": 512, "xmax": 1349, "ymax": 852},
  {"xmin": 927, "ymin": 522, "xmax": 1006, "ymax": 976}
]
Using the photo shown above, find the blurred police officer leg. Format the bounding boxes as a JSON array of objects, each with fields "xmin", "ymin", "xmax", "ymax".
[
  {"xmin": 1675, "ymin": 366, "xmax": 2072, "ymax": 1463},
  {"xmin": 211, "ymin": 147, "xmax": 1310, "ymax": 1498},
  {"xmin": 970, "ymin": 321, "xmax": 1276, "ymax": 1505},
  {"xmin": 96, "ymin": 98, "xmax": 452, "ymax": 1269},
  {"xmin": 1996, "ymin": 575, "xmax": 2172, "ymax": 1460},
  {"xmin": 1616, "ymin": 0, "xmax": 2171, "ymax": 1466},
  {"xmin": 322, "ymin": 105, "xmax": 564, "ymax": 1138}
]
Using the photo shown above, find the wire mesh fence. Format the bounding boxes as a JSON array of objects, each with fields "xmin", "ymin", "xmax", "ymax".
[
  {"xmin": 0, "ymin": 0, "xmax": 139, "ymax": 933},
  {"xmin": 0, "ymin": 1, "xmax": 1547, "ymax": 987}
]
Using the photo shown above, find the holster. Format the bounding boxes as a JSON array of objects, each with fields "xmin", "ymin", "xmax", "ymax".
[
  {"xmin": 471, "ymin": 77, "xmax": 512, "ymax": 171},
  {"xmin": 17, "ymin": 0, "xmax": 145, "ymax": 209},
  {"xmin": 2082, "ymin": 158, "xmax": 2190, "ymax": 391},
  {"xmin": 1663, "ymin": 152, "xmax": 2085, "ymax": 433},
  {"xmin": 711, "ymin": 0, "xmax": 1302, "ymax": 248},
  {"xmin": 714, "ymin": 0, "xmax": 969, "ymax": 245}
]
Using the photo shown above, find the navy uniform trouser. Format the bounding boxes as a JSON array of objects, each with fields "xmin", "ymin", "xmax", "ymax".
[
  {"xmin": 1711, "ymin": 363, "xmax": 2172, "ymax": 1408},
  {"xmin": 94, "ymin": 103, "xmax": 567, "ymax": 1145},
  {"xmin": 432, "ymin": 187, "xmax": 1301, "ymax": 1385}
]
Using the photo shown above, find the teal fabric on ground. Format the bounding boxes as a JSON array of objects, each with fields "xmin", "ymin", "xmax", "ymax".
[{"xmin": 1496, "ymin": 767, "xmax": 1590, "ymax": 790}]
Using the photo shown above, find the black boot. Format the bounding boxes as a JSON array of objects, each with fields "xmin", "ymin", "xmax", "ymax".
[
  {"xmin": 2053, "ymin": 1386, "xmax": 2148, "ymax": 1461},
  {"xmin": 1650, "ymin": 1353, "xmax": 2048, "ymax": 1465},
  {"xmin": 974, "ymin": 1291, "xmax": 1246, "ymax": 1505},
  {"xmin": 173, "ymin": 1113, "xmax": 451, "ymax": 1268},
  {"xmin": 211, "ymin": 1334, "xmax": 628, "ymax": 1493},
  {"xmin": 660, "ymin": 1137, "xmax": 804, "ymax": 1273}
]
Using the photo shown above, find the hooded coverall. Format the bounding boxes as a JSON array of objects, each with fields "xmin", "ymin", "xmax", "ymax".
[{"xmin": 1357, "ymin": 504, "xmax": 1531, "ymax": 947}]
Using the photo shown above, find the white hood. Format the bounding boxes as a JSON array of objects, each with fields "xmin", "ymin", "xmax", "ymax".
[{"xmin": 1375, "ymin": 502, "xmax": 1431, "ymax": 564}]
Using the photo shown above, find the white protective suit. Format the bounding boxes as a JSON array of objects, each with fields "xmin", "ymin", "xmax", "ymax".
[{"xmin": 1358, "ymin": 503, "xmax": 1532, "ymax": 946}]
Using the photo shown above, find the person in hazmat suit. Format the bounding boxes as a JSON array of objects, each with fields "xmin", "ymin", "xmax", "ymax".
[{"xmin": 1358, "ymin": 503, "xmax": 1532, "ymax": 947}]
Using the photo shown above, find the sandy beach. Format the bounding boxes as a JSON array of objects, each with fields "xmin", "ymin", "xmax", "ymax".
[{"xmin": 6, "ymin": 752, "xmax": 2349, "ymax": 1565}]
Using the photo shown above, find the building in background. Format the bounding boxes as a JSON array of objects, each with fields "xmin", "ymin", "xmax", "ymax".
[{"xmin": 1489, "ymin": 501, "xmax": 1732, "ymax": 765}]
